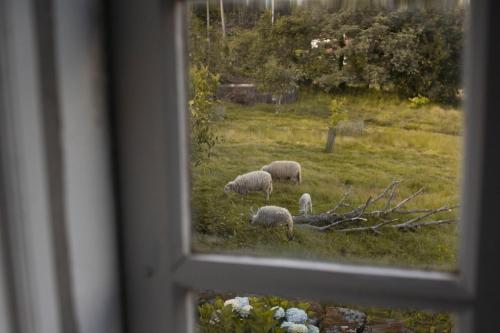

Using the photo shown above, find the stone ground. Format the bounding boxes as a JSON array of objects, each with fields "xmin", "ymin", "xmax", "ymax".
[{"xmin": 308, "ymin": 302, "xmax": 412, "ymax": 333}]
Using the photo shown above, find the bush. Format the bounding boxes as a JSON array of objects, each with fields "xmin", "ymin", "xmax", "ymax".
[
  {"xmin": 409, "ymin": 95, "xmax": 431, "ymax": 108},
  {"xmin": 198, "ymin": 296, "xmax": 317, "ymax": 333},
  {"xmin": 189, "ymin": 6, "xmax": 465, "ymax": 104},
  {"xmin": 189, "ymin": 66, "xmax": 221, "ymax": 165},
  {"xmin": 328, "ymin": 98, "xmax": 348, "ymax": 128}
]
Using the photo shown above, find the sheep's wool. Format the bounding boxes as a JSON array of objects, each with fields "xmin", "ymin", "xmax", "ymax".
[
  {"xmin": 299, "ymin": 193, "xmax": 312, "ymax": 215},
  {"xmin": 271, "ymin": 306, "xmax": 285, "ymax": 319},
  {"xmin": 225, "ymin": 171, "xmax": 272, "ymax": 199},
  {"xmin": 280, "ymin": 322, "xmax": 308, "ymax": 333},
  {"xmin": 285, "ymin": 308, "xmax": 308, "ymax": 323}
]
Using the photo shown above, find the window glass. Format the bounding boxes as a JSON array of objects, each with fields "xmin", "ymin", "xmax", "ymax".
[
  {"xmin": 188, "ymin": 0, "xmax": 466, "ymax": 270},
  {"xmin": 197, "ymin": 291, "xmax": 454, "ymax": 332}
]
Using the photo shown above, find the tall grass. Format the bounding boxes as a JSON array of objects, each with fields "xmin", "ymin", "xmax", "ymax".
[{"xmin": 192, "ymin": 91, "xmax": 462, "ymax": 271}]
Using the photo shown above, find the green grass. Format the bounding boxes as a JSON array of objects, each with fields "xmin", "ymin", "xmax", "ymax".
[{"xmin": 192, "ymin": 91, "xmax": 462, "ymax": 271}]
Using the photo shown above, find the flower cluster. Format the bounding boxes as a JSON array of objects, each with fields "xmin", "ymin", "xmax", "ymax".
[
  {"xmin": 271, "ymin": 306, "xmax": 285, "ymax": 319},
  {"xmin": 278, "ymin": 307, "xmax": 319, "ymax": 333},
  {"xmin": 223, "ymin": 297, "xmax": 253, "ymax": 318},
  {"xmin": 211, "ymin": 296, "xmax": 319, "ymax": 333}
]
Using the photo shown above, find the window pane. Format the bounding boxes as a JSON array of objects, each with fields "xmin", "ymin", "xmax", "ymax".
[
  {"xmin": 196, "ymin": 291, "xmax": 455, "ymax": 332},
  {"xmin": 188, "ymin": 0, "xmax": 466, "ymax": 270}
]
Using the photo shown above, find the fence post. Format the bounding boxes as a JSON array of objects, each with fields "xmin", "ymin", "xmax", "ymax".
[{"xmin": 325, "ymin": 127, "xmax": 336, "ymax": 153}]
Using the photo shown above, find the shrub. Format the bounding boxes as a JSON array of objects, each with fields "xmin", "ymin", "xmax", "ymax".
[
  {"xmin": 409, "ymin": 95, "xmax": 431, "ymax": 108},
  {"xmin": 328, "ymin": 98, "xmax": 348, "ymax": 128},
  {"xmin": 189, "ymin": 65, "xmax": 221, "ymax": 166},
  {"xmin": 189, "ymin": 6, "xmax": 465, "ymax": 104},
  {"xmin": 198, "ymin": 296, "xmax": 317, "ymax": 333}
]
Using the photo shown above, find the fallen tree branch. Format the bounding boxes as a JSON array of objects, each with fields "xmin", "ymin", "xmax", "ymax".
[
  {"xmin": 336, "ymin": 219, "xmax": 399, "ymax": 234},
  {"xmin": 393, "ymin": 219, "xmax": 456, "ymax": 230},
  {"xmin": 326, "ymin": 187, "xmax": 352, "ymax": 214},
  {"xmin": 291, "ymin": 180, "xmax": 458, "ymax": 234},
  {"xmin": 395, "ymin": 205, "xmax": 455, "ymax": 227},
  {"xmin": 336, "ymin": 219, "xmax": 456, "ymax": 233},
  {"xmin": 298, "ymin": 216, "xmax": 367, "ymax": 231},
  {"xmin": 389, "ymin": 187, "xmax": 425, "ymax": 212},
  {"xmin": 395, "ymin": 205, "xmax": 460, "ymax": 214}
]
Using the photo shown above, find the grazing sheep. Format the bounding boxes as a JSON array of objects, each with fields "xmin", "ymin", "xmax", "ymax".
[
  {"xmin": 250, "ymin": 205, "xmax": 294, "ymax": 239},
  {"xmin": 224, "ymin": 170, "xmax": 273, "ymax": 200},
  {"xmin": 299, "ymin": 193, "xmax": 312, "ymax": 216},
  {"xmin": 261, "ymin": 160, "xmax": 302, "ymax": 184}
]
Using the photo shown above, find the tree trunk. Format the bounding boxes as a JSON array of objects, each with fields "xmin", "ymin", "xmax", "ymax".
[
  {"xmin": 325, "ymin": 127, "xmax": 336, "ymax": 153},
  {"xmin": 271, "ymin": 0, "xmax": 275, "ymax": 24},
  {"xmin": 275, "ymin": 95, "xmax": 282, "ymax": 114},
  {"xmin": 220, "ymin": 0, "xmax": 226, "ymax": 38},
  {"xmin": 206, "ymin": 0, "xmax": 210, "ymax": 47}
]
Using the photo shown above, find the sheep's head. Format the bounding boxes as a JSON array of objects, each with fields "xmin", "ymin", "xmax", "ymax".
[
  {"xmin": 260, "ymin": 165, "xmax": 268, "ymax": 172},
  {"xmin": 287, "ymin": 226, "xmax": 294, "ymax": 241},
  {"xmin": 224, "ymin": 182, "xmax": 234, "ymax": 193},
  {"xmin": 249, "ymin": 207, "xmax": 257, "ymax": 223}
]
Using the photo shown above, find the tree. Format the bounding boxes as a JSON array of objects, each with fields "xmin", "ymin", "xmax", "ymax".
[
  {"xmin": 188, "ymin": 4, "xmax": 465, "ymax": 104},
  {"xmin": 256, "ymin": 57, "xmax": 299, "ymax": 113},
  {"xmin": 189, "ymin": 66, "xmax": 221, "ymax": 166},
  {"xmin": 271, "ymin": 0, "xmax": 275, "ymax": 24},
  {"xmin": 325, "ymin": 98, "xmax": 347, "ymax": 153},
  {"xmin": 206, "ymin": 0, "xmax": 210, "ymax": 48},
  {"xmin": 220, "ymin": 0, "xmax": 226, "ymax": 38}
]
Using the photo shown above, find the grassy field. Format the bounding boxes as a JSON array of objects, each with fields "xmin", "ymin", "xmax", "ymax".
[{"xmin": 192, "ymin": 90, "xmax": 462, "ymax": 271}]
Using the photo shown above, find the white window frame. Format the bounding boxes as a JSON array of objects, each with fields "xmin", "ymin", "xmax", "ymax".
[
  {"xmin": 110, "ymin": 0, "xmax": 500, "ymax": 332},
  {"xmin": 0, "ymin": 0, "xmax": 498, "ymax": 332},
  {"xmin": 0, "ymin": 0, "xmax": 122, "ymax": 332}
]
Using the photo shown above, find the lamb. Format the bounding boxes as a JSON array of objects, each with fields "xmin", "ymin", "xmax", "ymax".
[
  {"xmin": 250, "ymin": 205, "xmax": 294, "ymax": 240},
  {"xmin": 299, "ymin": 193, "xmax": 312, "ymax": 216},
  {"xmin": 224, "ymin": 170, "xmax": 273, "ymax": 200},
  {"xmin": 261, "ymin": 160, "xmax": 302, "ymax": 184}
]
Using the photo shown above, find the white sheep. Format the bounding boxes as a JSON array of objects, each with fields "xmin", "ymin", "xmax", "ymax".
[
  {"xmin": 299, "ymin": 193, "xmax": 312, "ymax": 216},
  {"xmin": 250, "ymin": 205, "xmax": 294, "ymax": 239},
  {"xmin": 261, "ymin": 160, "xmax": 302, "ymax": 184},
  {"xmin": 224, "ymin": 170, "xmax": 273, "ymax": 200}
]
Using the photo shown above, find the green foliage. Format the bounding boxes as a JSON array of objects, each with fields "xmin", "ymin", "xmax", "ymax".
[
  {"xmin": 409, "ymin": 95, "xmax": 431, "ymax": 108},
  {"xmin": 192, "ymin": 92, "xmax": 461, "ymax": 269},
  {"xmin": 328, "ymin": 98, "xmax": 348, "ymax": 128},
  {"xmin": 256, "ymin": 57, "xmax": 300, "ymax": 110},
  {"xmin": 198, "ymin": 295, "xmax": 312, "ymax": 333},
  {"xmin": 198, "ymin": 293, "xmax": 453, "ymax": 332},
  {"xmin": 189, "ymin": 65, "xmax": 221, "ymax": 165},
  {"xmin": 188, "ymin": 6, "xmax": 464, "ymax": 104}
]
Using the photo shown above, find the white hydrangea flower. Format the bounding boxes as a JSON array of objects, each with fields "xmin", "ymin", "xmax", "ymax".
[
  {"xmin": 223, "ymin": 297, "xmax": 252, "ymax": 318},
  {"xmin": 238, "ymin": 304, "xmax": 253, "ymax": 318},
  {"xmin": 307, "ymin": 324, "xmax": 320, "ymax": 333},
  {"xmin": 223, "ymin": 297, "xmax": 249, "ymax": 311},
  {"xmin": 223, "ymin": 299, "xmax": 240, "ymax": 310},
  {"xmin": 234, "ymin": 297, "xmax": 249, "ymax": 307},
  {"xmin": 271, "ymin": 306, "xmax": 285, "ymax": 319},
  {"xmin": 285, "ymin": 308, "xmax": 308, "ymax": 324},
  {"xmin": 280, "ymin": 322, "xmax": 308, "ymax": 333}
]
